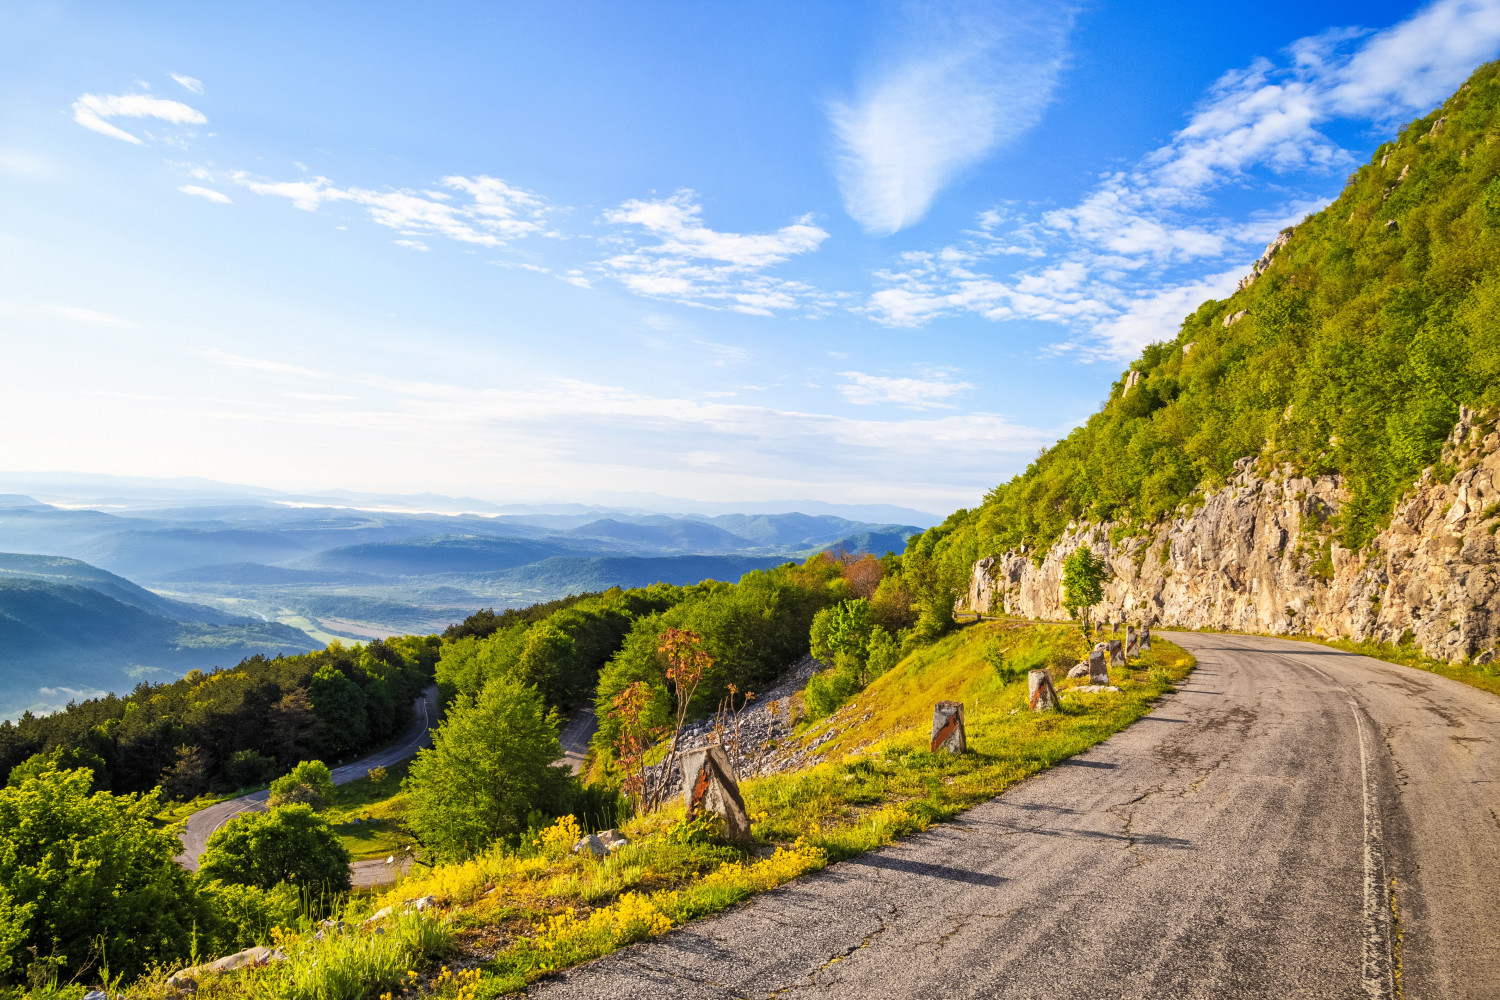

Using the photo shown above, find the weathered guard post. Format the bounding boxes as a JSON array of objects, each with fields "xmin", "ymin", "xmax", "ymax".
[
  {"xmin": 1028, "ymin": 668, "xmax": 1059, "ymax": 711},
  {"xmin": 1108, "ymin": 638, "xmax": 1125, "ymax": 666},
  {"xmin": 681, "ymin": 745, "xmax": 751, "ymax": 841},
  {"xmin": 1126, "ymin": 625, "xmax": 1139, "ymax": 659},
  {"xmin": 1088, "ymin": 647, "xmax": 1109, "ymax": 685},
  {"xmin": 931, "ymin": 700, "xmax": 967, "ymax": 754}
]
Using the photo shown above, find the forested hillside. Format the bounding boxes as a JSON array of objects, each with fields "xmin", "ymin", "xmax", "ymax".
[{"xmin": 916, "ymin": 61, "xmax": 1500, "ymax": 582}]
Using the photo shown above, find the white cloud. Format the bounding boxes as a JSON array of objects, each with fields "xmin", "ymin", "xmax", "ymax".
[
  {"xmin": 830, "ymin": 3, "xmax": 1076, "ymax": 235},
  {"xmin": 393, "ymin": 239, "xmax": 429, "ymax": 251},
  {"xmin": 52, "ymin": 306, "xmax": 134, "ymax": 328},
  {"xmin": 838, "ymin": 371, "xmax": 974, "ymax": 409},
  {"xmin": 179, "ymin": 184, "xmax": 231, "ymax": 204},
  {"xmin": 229, "ymin": 171, "xmax": 554, "ymax": 249},
  {"xmin": 170, "ymin": 73, "xmax": 204, "ymax": 94},
  {"xmin": 861, "ymin": 0, "xmax": 1500, "ymax": 357},
  {"xmin": 598, "ymin": 190, "xmax": 833, "ymax": 314},
  {"xmin": 190, "ymin": 352, "xmax": 1056, "ymax": 501},
  {"xmin": 72, "ymin": 92, "xmax": 206, "ymax": 145}
]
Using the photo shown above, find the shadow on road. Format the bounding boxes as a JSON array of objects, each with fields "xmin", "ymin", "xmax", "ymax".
[{"xmin": 843, "ymin": 854, "xmax": 1006, "ymax": 886}]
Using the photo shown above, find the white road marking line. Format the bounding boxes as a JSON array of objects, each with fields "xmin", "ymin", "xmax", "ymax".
[{"xmin": 1270, "ymin": 648, "xmax": 1395, "ymax": 999}]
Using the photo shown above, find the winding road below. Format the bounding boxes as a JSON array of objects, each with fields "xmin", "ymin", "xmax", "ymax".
[
  {"xmin": 528, "ymin": 632, "xmax": 1499, "ymax": 999},
  {"xmin": 175, "ymin": 685, "xmax": 440, "ymax": 886}
]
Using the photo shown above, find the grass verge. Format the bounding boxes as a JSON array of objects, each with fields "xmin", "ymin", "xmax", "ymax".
[
  {"xmin": 366, "ymin": 622, "xmax": 1192, "ymax": 997},
  {"xmin": 326, "ymin": 758, "xmax": 415, "ymax": 861}
]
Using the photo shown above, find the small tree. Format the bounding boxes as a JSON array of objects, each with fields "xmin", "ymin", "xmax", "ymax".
[
  {"xmin": 404, "ymin": 678, "xmax": 564, "ymax": 862},
  {"xmin": 1062, "ymin": 546, "xmax": 1108, "ymax": 622},
  {"xmin": 643, "ymin": 628, "xmax": 712, "ymax": 808},
  {"xmin": 0, "ymin": 766, "xmax": 197, "ymax": 982},
  {"xmin": 198, "ymin": 803, "xmax": 352, "ymax": 893},
  {"xmin": 609, "ymin": 681, "xmax": 664, "ymax": 805},
  {"xmin": 268, "ymin": 760, "xmax": 336, "ymax": 810}
]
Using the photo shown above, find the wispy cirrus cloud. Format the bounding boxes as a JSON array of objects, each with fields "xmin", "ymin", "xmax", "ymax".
[
  {"xmin": 193, "ymin": 349, "xmax": 1056, "ymax": 504},
  {"xmin": 72, "ymin": 92, "xmax": 205, "ymax": 145},
  {"xmin": 179, "ymin": 184, "xmax": 231, "ymax": 204},
  {"xmin": 229, "ymin": 170, "xmax": 555, "ymax": 248},
  {"xmin": 837, "ymin": 370, "xmax": 974, "ymax": 410},
  {"xmin": 597, "ymin": 190, "xmax": 833, "ymax": 315},
  {"xmin": 170, "ymin": 73, "xmax": 204, "ymax": 95},
  {"xmin": 862, "ymin": 0, "xmax": 1500, "ymax": 357},
  {"xmin": 830, "ymin": 1, "xmax": 1077, "ymax": 236}
]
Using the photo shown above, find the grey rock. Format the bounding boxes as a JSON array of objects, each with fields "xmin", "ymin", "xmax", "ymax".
[
  {"xmin": 961, "ymin": 408, "xmax": 1500, "ymax": 664},
  {"xmin": 598, "ymin": 829, "xmax": 630, "ymax": 852},
  {"xmin": 1068, "ymin": 663, "xmax": 1091, "ymax": 679},
  {"xmin": 572, "ymin": 834, "xmax": 607, "ymax": 857},
  {"xmin": 1223, "ymin": 310, "xmax": 1248, "ymax": 327}
]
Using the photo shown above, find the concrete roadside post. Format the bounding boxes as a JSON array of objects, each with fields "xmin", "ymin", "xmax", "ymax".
[
  {"xmin": 1126, "ymin": 625, "xmax": 1139, "ymax": 659},
  {"xmin": 930, "ymin": 700, "xmax": 967, "ymax": 754},
  {"xmin": 1088, "ymin": 648, "xmax": 1110, "ymax": 685},
  {"xmin": 1108, "ymin": 638, "xmax": 1125, "ymax": 667},
  {"xmin": 1141, "ymin": 625, "xmax": 1152, "ymax": 651},
  {"xmin": 1028, "ymin": 668, "xmax": 1059, "ymax": 712},
  {"xmin": 681, "ymin": 745, "xmax": 751, "ymax": 841}
]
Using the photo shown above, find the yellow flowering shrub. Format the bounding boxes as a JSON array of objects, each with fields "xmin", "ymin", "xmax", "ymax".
[
  {"xmin": 540, "ymin": 814, "xmax": 583, "ymax": 859},
  {"xmin": 532, "ymin": 890, "xmax": 672, "ymax": 957},
  {"xmin": 699, "ymin": 836, "xmax": 827, "ymax": 892}
]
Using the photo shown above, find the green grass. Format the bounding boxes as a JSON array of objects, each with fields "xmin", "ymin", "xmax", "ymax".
[
  {"xmin": 325, "ymin": 758, "xmax": 416, "ymax": 861},
  {"xmin": 370, "ymin": 622, "xmax": 1193, "ymax": 997}
]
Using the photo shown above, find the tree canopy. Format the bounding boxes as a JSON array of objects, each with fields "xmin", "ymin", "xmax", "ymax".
[{"xmin": 197, "ymin": 803, "xmax": 352, "ymax": 894}]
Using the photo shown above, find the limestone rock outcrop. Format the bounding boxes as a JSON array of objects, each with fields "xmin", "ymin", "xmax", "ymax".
[{"xmin": 964, "ymin": 408, "xmax": 1499, "ymax": 662}]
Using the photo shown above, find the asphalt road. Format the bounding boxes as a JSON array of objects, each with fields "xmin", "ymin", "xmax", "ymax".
[
  {"xmin": 558, "ymin": 704, "xmax": 597, "ymax": 775},
  {"xmin": 175, "ymin": 684, "xmax": 439, "ymax": 878},
  {"xmin": 527, "ymin": 632, "xmax": 1500, "ymax": 999}
]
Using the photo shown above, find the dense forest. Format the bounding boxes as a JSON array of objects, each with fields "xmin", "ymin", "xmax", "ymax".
[
  {"xmin": 914, "ymin": 61, "xmax": 1500, "ymax": 584},
  {"xmin": 0, "ymin": 636, "xmax": 438, "ymax": 796}
]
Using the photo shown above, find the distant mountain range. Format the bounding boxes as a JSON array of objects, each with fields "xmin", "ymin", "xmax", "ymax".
[
  {"xmin": 0, "ymin": 553, "xmax": 317, "ymax": 719},
  {"xmin": 0, "ymin": 483, "xmax": 924, "ymax": 717}
]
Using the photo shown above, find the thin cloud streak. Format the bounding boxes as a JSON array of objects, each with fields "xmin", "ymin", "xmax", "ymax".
[
  {"xmin": 72, "ymin": 92, "xmax": 206, "ymax": 145},
  {"xmin": 830, "ymin": 2, "xmax": 1076, "ymax": 236}
]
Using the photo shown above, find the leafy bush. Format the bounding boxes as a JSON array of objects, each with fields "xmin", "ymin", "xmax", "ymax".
[
  {"xmin": 803, "ymin": 667, "xmax": 860, "ymax": 719},
  {"xmin": 269, "ymin": 760, "xmax": 336, "ymax": 811},
  {"xmin": 1061, "ymin": 547, "xmax": 1108, "ymax": 621},
  {"xmin": 226, "ymin": 749, "xmax": 278, "ymax": 788},
  {"xmin": 405, "ymin": 678, "xmax": 567, "ymax": 862},
  {"xmin": 198, "ymin": 804, "xmax": 353, "ymax": 894},
  {"xmin": 195, "ymin": 880, "xmax": 302, "ymax": 954},
  {"xmin": 0, "ymin": 766, "xmax": 196, "ymax": 983}
]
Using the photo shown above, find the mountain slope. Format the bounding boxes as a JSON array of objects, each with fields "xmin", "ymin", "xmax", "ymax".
[
  {"xmin": 0, "ymin": 557, "xmax": 319, "ymax": 719},
  {"xmin": 0, "ymin": 552, "xmax": 238, "ymax": 624},
  {"xmin": 922, "ymin": 61, "xmax": 1500, "ymax": 581}
]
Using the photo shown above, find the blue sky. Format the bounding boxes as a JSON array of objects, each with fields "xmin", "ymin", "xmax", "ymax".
[{"xmin": 3, "ymin": 0, "xmax": 1499, "ymax": 514}]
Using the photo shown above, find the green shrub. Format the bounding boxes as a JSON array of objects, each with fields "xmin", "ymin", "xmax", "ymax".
[
  {"xmin": 226, "ymin": 750, "xmax": 278, "ymax": 789},
  {"xmin": 0, "ymin": 766, "xmax": 196, "ymax": 983},
  {"xmin": 405, "ymin": 678, "xmax": 566, "ymax": 862},
  {"xmin": 197, "ymin": 804, "xmax": 352, "ymax": 894},
  {"xmin": 268, "ymin": 760, "xmax": 335, "ymax": 811}
]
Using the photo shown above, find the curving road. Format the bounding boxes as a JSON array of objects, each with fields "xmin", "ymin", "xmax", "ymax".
[
  {"xmin": 175, "ymin": 685, "xmax": 440, "ymax": 883},
  {"xmin": 527, "ymin": 633, "xmax": 1499, "ymax": 999}
]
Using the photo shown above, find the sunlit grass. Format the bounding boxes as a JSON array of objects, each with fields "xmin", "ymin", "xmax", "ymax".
[{"xmin": 372, "ymin": 623, "xmax": 1193, "ymax": 997}]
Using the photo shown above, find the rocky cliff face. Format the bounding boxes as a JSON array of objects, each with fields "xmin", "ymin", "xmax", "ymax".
[{"xmin": 965, "ymin": 408, "xmax": 1499, "ymax": 663}]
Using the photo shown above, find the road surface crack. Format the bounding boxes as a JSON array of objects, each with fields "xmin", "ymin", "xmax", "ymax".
[{"xmin": 768, "ymin": 902, "xmax": 896, "ymax": 995}]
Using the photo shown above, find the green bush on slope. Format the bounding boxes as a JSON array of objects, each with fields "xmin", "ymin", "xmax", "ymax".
[{"xmin": 918, "ymin": 61, "xmax": 1500, "ymax": 582}]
